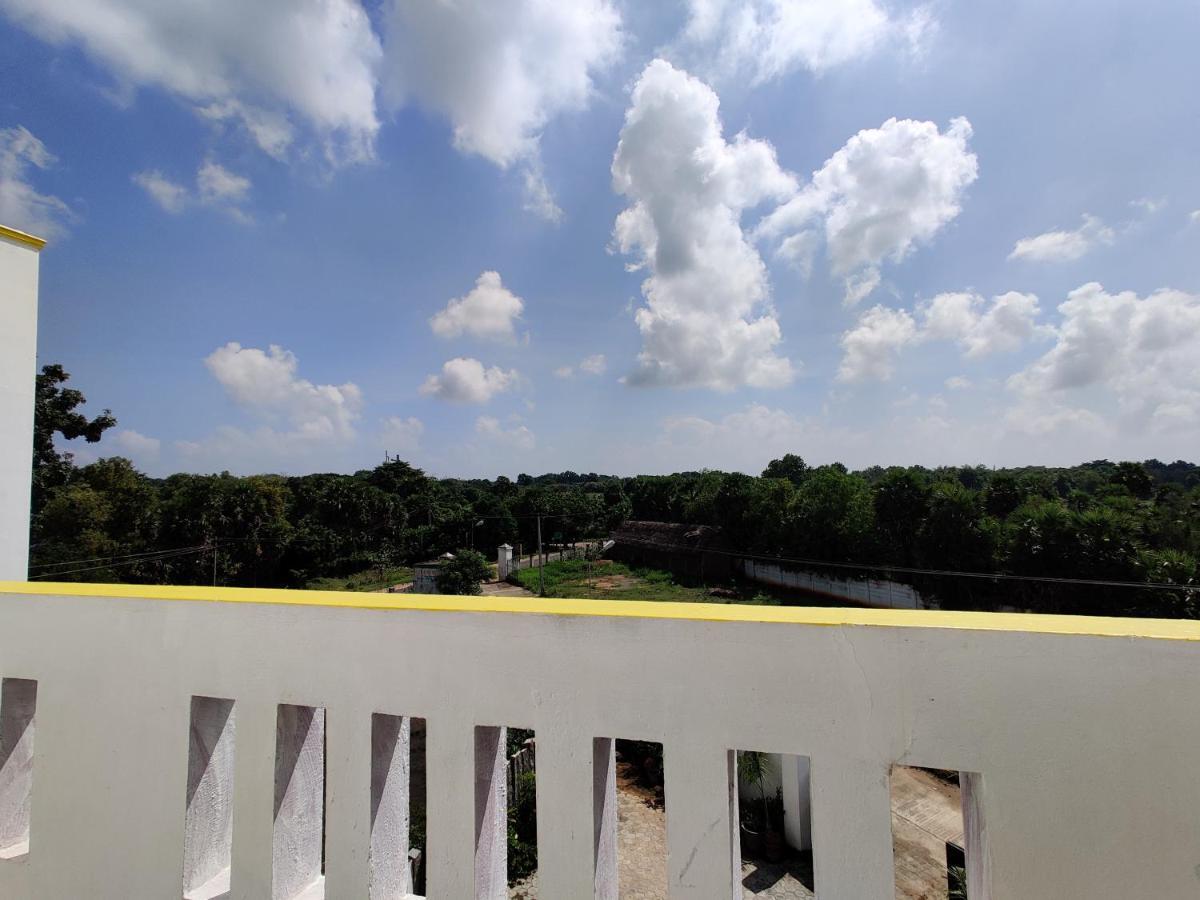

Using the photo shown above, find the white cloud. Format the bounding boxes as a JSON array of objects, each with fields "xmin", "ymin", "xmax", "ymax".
[
  {"xmin": 0, "ymin": 125, "xmax": 73, "ymax": 239},
  {"xmin": 197, "ymin": 100, "xmax": 294, "ymax": 161},
  {"xmin": 522, "ymin": 163, "xmax": 563, "ymax": 223},
  {"xmin": 380, "ymin": 0, "xmax": 620, "ymax": 216},
  {"xmin": 110, "ymin": 428, "xmax": 161, "ymax": 462},
  {"xmin": 837, "ymin": 305, "xmax": 918, "ymax": 382},
  {"xmin": 204, "ymin": 342, "xmax": 362, "ymax": 440},
  {"xmin": 134, "ymin": 159, "xmax": 252, "ymax": 220},
  {"xmin": 475, "ymin": 415, "xmax": 535, "ymax": 450},
  {"xmin": 176, "ymin": 342, "xmax": 364, "ymax": 473},
  {"xmin": 579, "ymin": 353, "xmax": 607, "ymax": 375},
  {"xmin": 132, "ymin": 170, "xmax": 188, "ymax": 214},
  {"xmin": 612, "ymin": 59, "xmax": 796, "ymax": 391},
  {"xmin": 1130, "ymin": 197, "xmax": 1165, "ymax": 215},
  {"xmin": 1008, "ymin": 282, "xmax": 1200, "ymax": 430},
  {"xmin": 919, "ymin": 290, "xmax": 1043, "ymax": 358},
  {"xmin": 758, "ymin": 117, "xmax": 977, "ymax": 304},
  {"xmin": 420, "ymin": 357, "xmax": 519, "ymax": 404},
  {"xmin": 1189, "ymin": 210, "xmax": 1200, "ymax": 224},
  {"xmin": 429, "ymin": 271, "xmax": 524, "ymax": 343},
  {"xmin": 648, "ymin": 402, "xmax": 873, "ymax": 474},
  {"xmin": 1008, "ymin": 214, "xmax": 1115, "ymax": 263},
  {"xmin": 672, "ymin": 0, "xmax": 930, "ymax": 84},
  {"xmin": 839, "ymin": 289, "xmax": 1045, "ymax": 382},
  {"xmin": 944, "ymin": 375, "xmax": 972, "ymax": 390},
  {"xmin": 379, "ymin": 415, "xmax": 424, "ymax": 453},
  {"xmin": 197, "ymin": 160, "xmax": 250, "ymax": 204},
  {"xmin": 553, "ymin": 366, "xmax": 574, "ymax": 379},
  {"xmin": 0, "ymin": 0, "xmax": 382, "ymax": 164},
  {"xmin": 1001, "ymin": 401, "xmax": 1106, "ymax": 439}
]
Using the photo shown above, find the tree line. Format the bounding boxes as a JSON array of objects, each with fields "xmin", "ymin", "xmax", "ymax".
[{"xmin": 30, "ymin": 365, "xmax": 1199, "ymax": 617}]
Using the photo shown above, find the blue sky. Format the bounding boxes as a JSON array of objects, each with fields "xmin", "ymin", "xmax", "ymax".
[{"xmin": 2, "ymin": 0, "xmax": 1198, "ymax": 478}]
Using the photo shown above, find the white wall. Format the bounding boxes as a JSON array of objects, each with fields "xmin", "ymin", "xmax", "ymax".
[
  {"xmin": 737, "ymin": 558, "xmax": 923, "ymax": 609},
  {"xmin": 2, "ymin": 587, "xmax": 1200, "ymax": 899},
  {"xmin": 0, "ymin": 230, "xmax": 40, "ymax": 581}
]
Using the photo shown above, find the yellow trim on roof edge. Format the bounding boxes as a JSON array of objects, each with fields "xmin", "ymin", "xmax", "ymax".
[
  {"xmin": 2, "ymin": 580, "xmax": 1200, "ymax": 641},
  {"xmin": 0, "ymin": 224, "xmax": 47, "ymax": 250}
]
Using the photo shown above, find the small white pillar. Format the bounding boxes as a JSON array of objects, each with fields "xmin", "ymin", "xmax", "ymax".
[
  {"xmin": 497, "ymin": 544, "xmax": 513, "ymax": 581},
  {"xmin": 0, "ymin": 225, "xmax": 43, "ymax": 582},
  {"xmin": 273, "ymin": 705, "xmax": 326, "ymax": 900},
  {"xmin": 474, "ymin": 725, "xmax": 507, "ymax": 900},
  {"xmin": 370, "ymin": 714, "xmax": 413, "ymax": 898},
  {"xmin": 781, "ymin": 754, "xmax": 813, "ymax": 852},
  {"xmin": 0, "ymin": 678, "xmax": 37, "ymax": 859},
  {"xmin": 593, "ymin": 738, "xmax": 618, "ymax": 900}
]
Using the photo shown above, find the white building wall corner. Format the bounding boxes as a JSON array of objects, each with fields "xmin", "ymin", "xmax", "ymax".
[{"xmin": 0, "ymin": 229, "xmax": 41, "ymax": 582}]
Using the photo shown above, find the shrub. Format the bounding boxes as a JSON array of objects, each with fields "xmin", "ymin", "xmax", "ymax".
[{"xmin": 435, "ymin": 549, "xmax": 491, "ymax": 595}]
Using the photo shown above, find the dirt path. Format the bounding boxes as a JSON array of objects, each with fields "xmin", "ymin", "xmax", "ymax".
[{"xmin": 891, "ymin": 767, "xmax": 962, "ymax": 900}]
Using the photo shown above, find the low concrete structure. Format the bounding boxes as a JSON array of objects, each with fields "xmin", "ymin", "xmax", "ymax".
[
  {"xmin": 496, "ymin": 544, "xmax": 513, "ymax": 581},
  {"xmin": 736, "ymin": 558, "xmax": 924, "ymax": 610},
  {"xmin": 411, "ymin": 554, "xmax": 454, "ymax": 595}
]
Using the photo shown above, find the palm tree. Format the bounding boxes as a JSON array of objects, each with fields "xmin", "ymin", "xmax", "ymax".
[
  {"xmin": 948, "ymin": 864, "xmax": 969, "ymax": 900},
  {"xmin": 737, "ymin": 751, "xmax": 773, "ymax": 831}
]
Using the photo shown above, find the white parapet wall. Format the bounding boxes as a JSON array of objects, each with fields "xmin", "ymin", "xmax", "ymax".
[
  {"xmin": 0, "ymin": 226, "xmax": 43, "ymax": 582},
  {"xmin": 2, "ymin": 584, "xmax": 1200, "ymax": 899}
]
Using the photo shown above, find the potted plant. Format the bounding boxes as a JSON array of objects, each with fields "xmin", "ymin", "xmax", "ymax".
[
  {"xmin": 737, "ymin": 751, "xmax": 784, "ymax": 860},
  {"xmin": 763, "ymin": 790, "xmax": 786, "ymax": 862}
]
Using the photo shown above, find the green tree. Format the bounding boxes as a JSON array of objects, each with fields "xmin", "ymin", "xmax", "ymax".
[
  {"xmin": 762, "ymin": 454, "xmax": 809, "ymax": 485},
  {"xmin": 435, "ymin": 549, "xmax": 490, "ymax": 595},
  {"xmin": 32, "ymin": 364, "xmax": 117, "ymax": 508},
  {"xmin": 1113, "ymin": 461, "xmax": 1154, "ymax": 500},
  {"xmin": 873, "ymin": 468, "xmax": 930, "ymax": 565},
  {"xmin": 788, "ymin": 466, "xmax": 874, "ymax": 562}
]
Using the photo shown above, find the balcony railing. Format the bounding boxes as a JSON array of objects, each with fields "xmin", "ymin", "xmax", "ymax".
[{"xmin": 2, "ymin": 581, "xmax": 1200, "ymax": 899}]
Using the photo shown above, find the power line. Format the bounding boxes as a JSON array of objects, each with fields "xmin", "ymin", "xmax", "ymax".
[
  {"xmin": 29, "ymin": 544, "xmax": 210, "ymax": 571},
  {"xmin": 28, "ymin": 546, "xmax": 210, "ymax": 580},
  {"xmin": 612, "ymin": 536, "xmax": 1199, "ymax": 594}
]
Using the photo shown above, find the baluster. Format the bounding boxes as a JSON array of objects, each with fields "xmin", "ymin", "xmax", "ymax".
[
  {"xmin": 809, "ymin": 756, "xmax": 893, "ymax": 900},
  {"xmin": 663, "ymin": 744, "xmax": 739, "ymax": 900}
]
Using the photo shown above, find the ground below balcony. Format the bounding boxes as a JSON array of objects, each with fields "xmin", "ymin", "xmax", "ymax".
[{"xmin": 506, "ymin": 764, "xmax": 960, "ymax": 900}]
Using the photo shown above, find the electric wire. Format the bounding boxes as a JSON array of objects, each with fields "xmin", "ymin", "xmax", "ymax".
[
  {"xmin": 611, "ymin": 535, "xmax": 1198, "ymax": 593},
  {"xmin": 29, "ymin": 544, "xmax": 210, "ymax": 571},
  {"xmin": 28, "ymin": 546, "xmax": 211, "ymax": 580}
]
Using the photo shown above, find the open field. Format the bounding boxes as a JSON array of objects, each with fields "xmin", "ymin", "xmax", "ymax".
[
  {"xmin": 514, "ymin": 558, "xmax": 782, "ymax": 604},
  {"xmin": 304, "ymin": 566, "xmax": 413, "ymax": 593}
]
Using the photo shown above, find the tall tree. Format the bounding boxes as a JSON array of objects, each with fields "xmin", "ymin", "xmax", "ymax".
[{"xmin": 32, "ymin": 364, "xmax": 116, "ymax": 510}]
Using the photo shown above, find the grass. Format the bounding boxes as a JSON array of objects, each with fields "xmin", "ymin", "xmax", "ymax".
[
  {"xmin": 304, "ymin": 566, "xmax": 413, "ymax": 593},
  {"xmin": 514, "ymin": 558, "xmax": 781, "ymax": 604}
]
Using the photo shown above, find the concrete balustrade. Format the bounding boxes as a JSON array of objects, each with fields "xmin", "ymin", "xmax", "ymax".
[{"xmin": 0, "ymin": 584, "xmax": 1199, "ymax": 898}]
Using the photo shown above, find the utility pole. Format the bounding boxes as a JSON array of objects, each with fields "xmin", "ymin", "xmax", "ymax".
[{"xmin": 536, "ymin": 515, "xmax": 545, "ymax": 596}]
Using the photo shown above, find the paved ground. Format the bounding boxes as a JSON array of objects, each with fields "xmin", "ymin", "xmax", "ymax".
[
  {"xmin": 481, "ymin": 580, "xmax": 537, "ymax": 598},
  {"xmin": 890, "ymin": 767, "xmax": 962, "ymax": 900},
  {"xmin": 508, "ymin": 762, "xmax": 816, "ymax": 899}
]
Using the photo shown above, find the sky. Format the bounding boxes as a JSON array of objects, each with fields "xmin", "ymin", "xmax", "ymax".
[{"xmin": 2, "ymin": 0, "xmax": 1199, "ymax": 479}]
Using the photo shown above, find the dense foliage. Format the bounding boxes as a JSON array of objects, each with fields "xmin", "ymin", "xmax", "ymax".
[
  {"xmin": 31, "ymin": 452, "xmax": 1199, "ymax": 617},
  {"xmin": 28, "ymin": 369, "xmax": 1199, "ymax": 618}
]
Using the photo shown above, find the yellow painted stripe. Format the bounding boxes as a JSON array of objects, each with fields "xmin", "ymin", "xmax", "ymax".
[
  {"xmin": 0, "ymin": 224, "xmax": 47, "ymax": 250},
  {"xmin": 2, "ymin": 580, "xmax": 1200, "ymax": 641}
]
